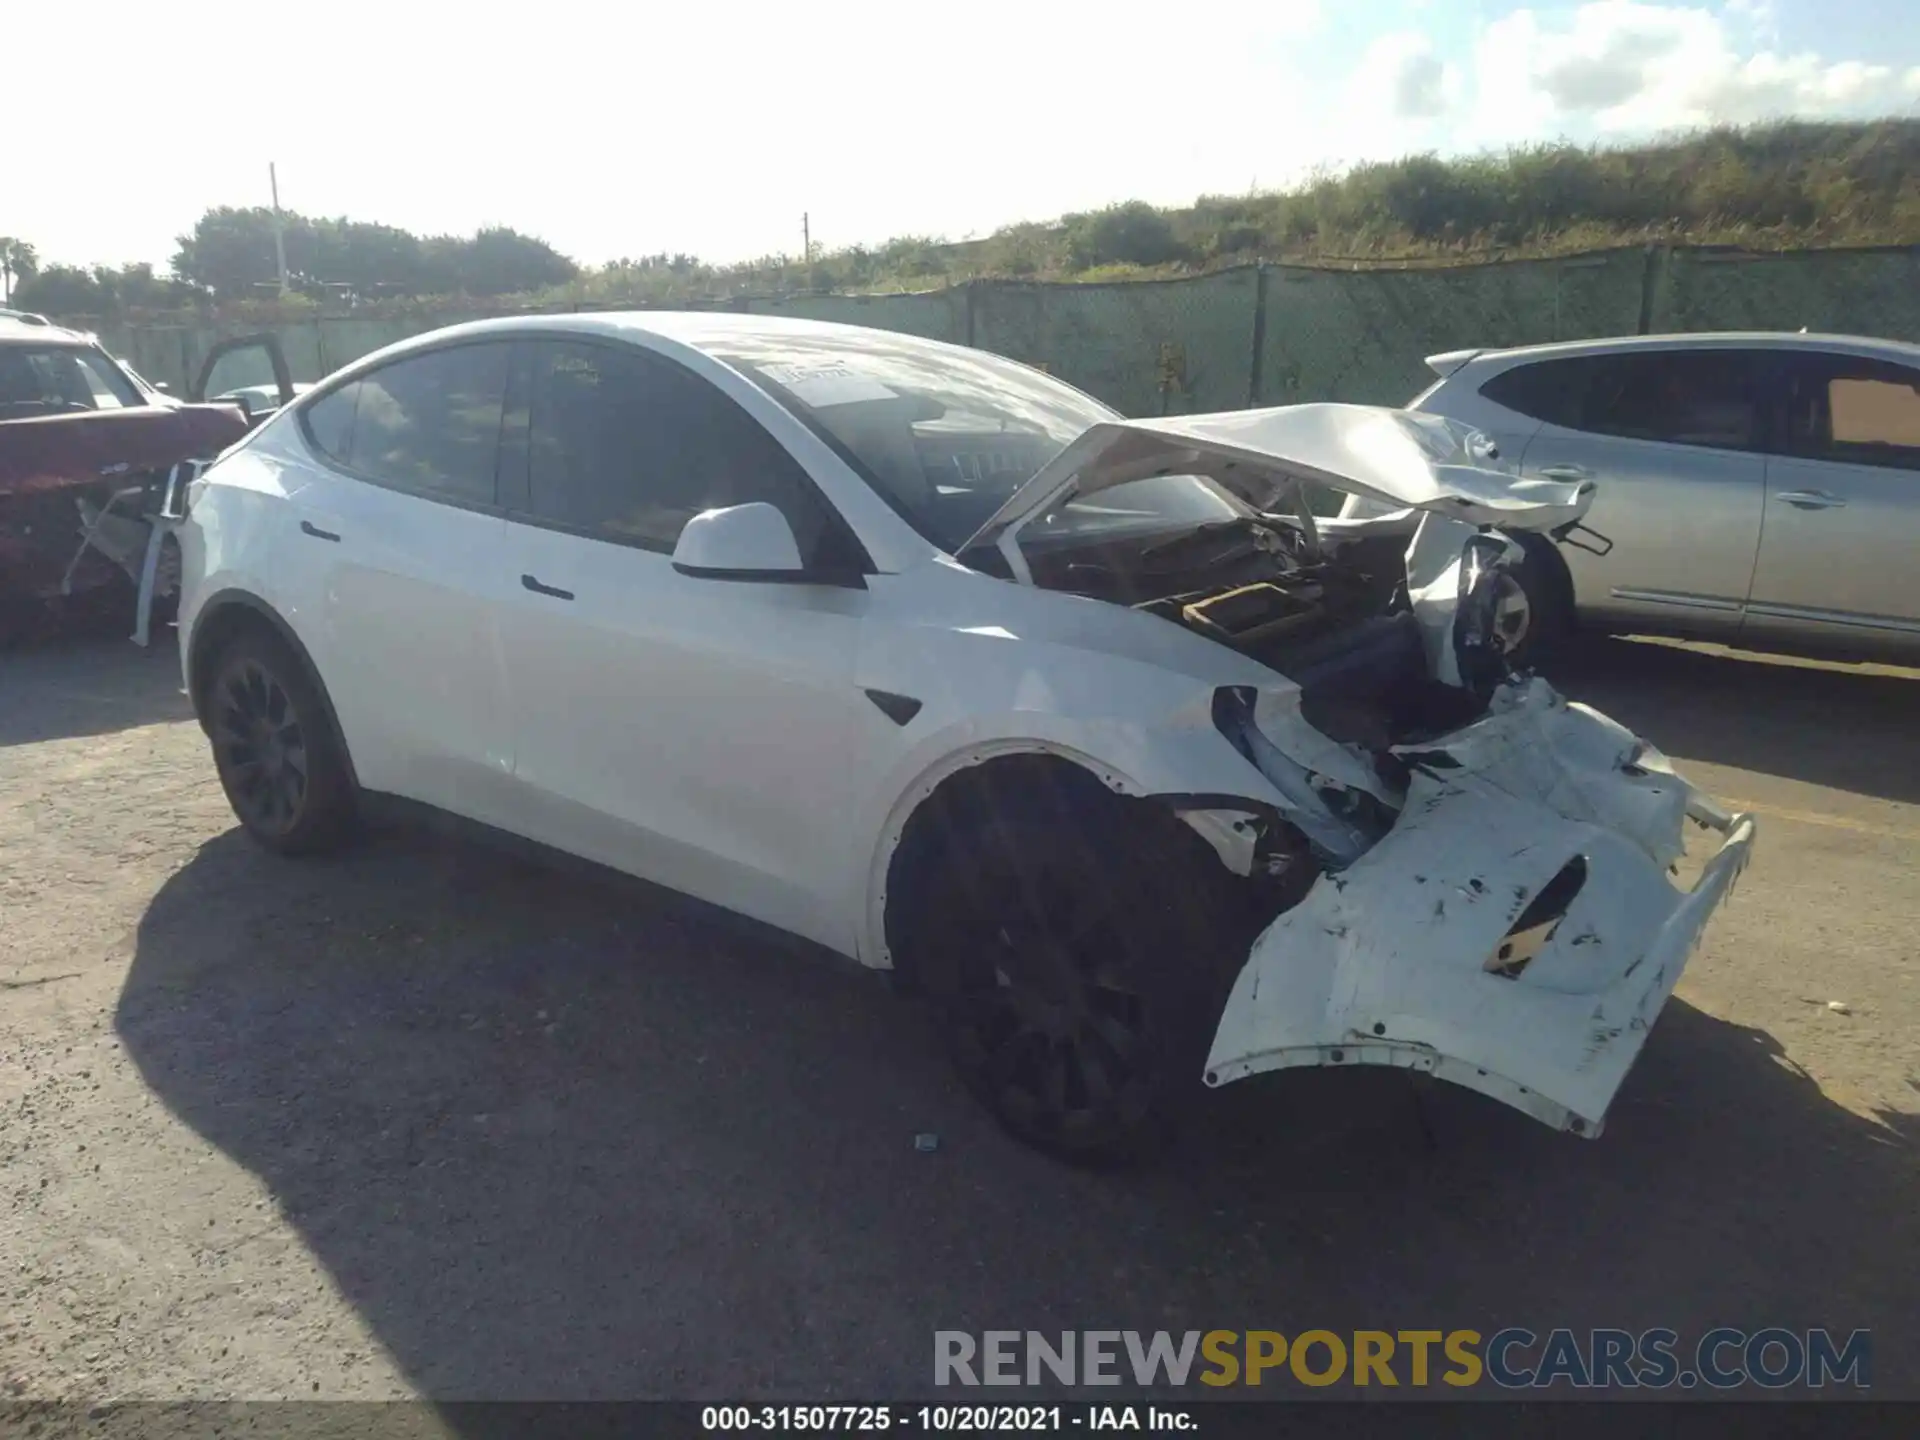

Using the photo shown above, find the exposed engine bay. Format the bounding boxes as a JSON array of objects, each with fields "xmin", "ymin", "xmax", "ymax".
[
  {"xmin": 1022, "ymin": 514, "xmax": 1490, "ymax": 752},
  {"xmin": 959, "ymin": 404, "xmax": 1600, "ymax": 761}
]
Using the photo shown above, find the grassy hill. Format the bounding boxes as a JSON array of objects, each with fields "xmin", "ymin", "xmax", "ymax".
[{"xmin": 564, "ymin": 118, "xmax": 1920, "ymax": 305}]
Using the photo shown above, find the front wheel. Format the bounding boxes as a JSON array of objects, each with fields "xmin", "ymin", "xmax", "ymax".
[
  {"xmin": 1492, "ymin": 540, "xmax": 1571, "ymax": 670},
  {"xmin": 900, "ymin": 804, "xmax": 1254, "ymax": 1165},
  {"xmin": 205, "ymin": 627, "xmax": 358, "ymax": 855}
]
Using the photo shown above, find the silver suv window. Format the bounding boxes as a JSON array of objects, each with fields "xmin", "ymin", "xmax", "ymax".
[
  {"xmin": 1480, "ymin": 351, "xmax": 1764, "ymax": 452},
  {"xmin": 1781, "ymin": 354, "xmax": 1920, "ymax": 473}
]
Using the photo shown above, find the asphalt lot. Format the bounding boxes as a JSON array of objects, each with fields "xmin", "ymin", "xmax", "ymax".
[{"xmin": 1, "ymin": 631, "xmax": 1916, "ymax": 1404}]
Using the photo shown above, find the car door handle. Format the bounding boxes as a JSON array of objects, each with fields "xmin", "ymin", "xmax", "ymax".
[
  {"xmin": 299, "ymin": 520, "xmax": 341, "ymax": 543},
  {"xmin": 1536, "ymin": 465, "xmax": 1592, "ymax": 481},
  {"xmin": 521, "ymin": 573, "xmax": 575, "ymax": 601},
  {"xmin": 1775, "ymin": 490, "xmax": 1846, "ymax": 510}
]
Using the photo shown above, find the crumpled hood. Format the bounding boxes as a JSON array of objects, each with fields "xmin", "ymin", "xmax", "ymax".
[{"xmin": 965, "ymin": 402, "xmax": 1596, "ymax": 553}]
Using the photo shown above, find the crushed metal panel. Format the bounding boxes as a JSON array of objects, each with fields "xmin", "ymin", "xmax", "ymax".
[{"xmin": 1206, "ymin": 678, "xmax": 1755, "ymax": 1135}]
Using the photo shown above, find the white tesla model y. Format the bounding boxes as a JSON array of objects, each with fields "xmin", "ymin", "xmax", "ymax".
[{"xmin": 178, "ymin": 314, "xmax": 1753, "ymax": 1162}]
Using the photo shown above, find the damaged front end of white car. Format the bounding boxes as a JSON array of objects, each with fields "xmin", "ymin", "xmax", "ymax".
[
  {"xmin": 1206, "ymin": 678, "xmax": 1754, "ymax": 1137},
  {"xmin": 974, "ymin": 403, "xmax": 1756, "ymax": 1139}
]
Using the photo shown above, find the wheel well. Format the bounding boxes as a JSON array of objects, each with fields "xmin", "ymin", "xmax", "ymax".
[
  {"xmin": 1520, "ymin": 533, "xmax": 1577, "ymax": 623},
  {"xmin": 880, "ymin": 752, "xmax": 1237, "ymax": 990},
  {"xmin": 186, "ymin": 600, "xmax": 267, "ymax": 723},
  {"xmin": 185, "ymin": 595, "xmax": 356, "ymax": 785}
]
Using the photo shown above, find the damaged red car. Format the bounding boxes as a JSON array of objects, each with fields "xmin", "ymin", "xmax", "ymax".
[{"xmin": 0, "ymin": 311, "xmax": 292, "ymax": 644}]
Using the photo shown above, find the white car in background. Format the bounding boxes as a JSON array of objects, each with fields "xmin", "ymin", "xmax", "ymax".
[
  {"xmin": 1400, "ymin": 331, "xmax": 1920, "ymax": 665},
  {"xmin": 177, "ymin": 315, "xmax": 1753, "ymax": 1162}
]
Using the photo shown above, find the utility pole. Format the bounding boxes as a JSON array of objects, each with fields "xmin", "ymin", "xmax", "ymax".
[
  {"xmin": 802, "ymin": 212, "xmax": 811, "ymax": 265},
  {"xmin": 269, "ymin": 162, "xmax": 291, "ymax": 297}
]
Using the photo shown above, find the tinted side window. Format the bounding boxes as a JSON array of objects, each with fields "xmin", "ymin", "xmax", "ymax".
[
  {"xmin": 1483, "ymin": 351, "xmax": 1762, "ymax": 451},
  {"xmin": 1782, "ymin": 356, "xmax": 1920, "ymax": 472},
  {"xmin": 1479, "ymin": 358, "xmax": 1595, "ymax": 429},
  {"xmin": 303, "ymin": 344, "xmax": 510, "ymax": 505},
  {"xmin": 1582, "ymin": 352, "xmax": 1761, "ymax": 449},
  {"xmin": 304, "ymin": 382, "xmax": 360, "ymax": 464},
  {"xmin": 521, "ymin": 340, "xmax": 832, "ymax": 558}
]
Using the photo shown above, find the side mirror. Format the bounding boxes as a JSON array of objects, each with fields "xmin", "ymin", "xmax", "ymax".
[{"xmin": 671, "ymin": 502, "xmax": 808, "ymax": 581}]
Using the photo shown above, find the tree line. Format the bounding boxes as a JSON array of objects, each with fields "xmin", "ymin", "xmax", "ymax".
[
  {"xmin": 6, "ymin": 119, "xmax": 1917, "ymax": 321},
  {"xmin": 1, "ymin": 212, "xmax": 577, "ymax": 318}
]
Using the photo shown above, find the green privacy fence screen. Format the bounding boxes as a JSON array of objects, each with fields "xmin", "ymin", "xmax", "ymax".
[
  {"xmin": 741, "ymin": 288, "xmax": 965, "ymax": 343},
  {"xmin": 95, "ymin": 245, "xmax": 1920, "ymax": 415},
  {"xmin": 1648, "ymin": 247, "xmax": 1920, "ymax": 336},
  {"xmin": 970, "ymin": 269, "xmax": 1262, "ymax": 416},
  {"xmin": 1255, "ymin": 249, "xmax": 1652, "ymax": 406}
]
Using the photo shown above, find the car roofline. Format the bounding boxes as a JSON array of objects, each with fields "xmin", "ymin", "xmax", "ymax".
[
  {"xmin": 0, "ymin": 320, "xmax": 100, "ymax": 347},
  {"xmin": 1453, "ymin": 330, "xmax": 1920, "ymax": 370},
  {"xmin": 292, "ymin": 309, "xmax": 1110, "ymax": 394}
]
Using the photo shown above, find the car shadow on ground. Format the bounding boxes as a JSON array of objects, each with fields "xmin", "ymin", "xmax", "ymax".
[
  {"xmin": 0, "ymin": 633, "xmax": 190, "ymax": 747},
  {"xmin": 1543, "ymin": 635, "xmax": 1920, "ymax": 806},
  {"xmin": 118, "ymin": 821, "xmax": 1918, "ymax": 1404}
]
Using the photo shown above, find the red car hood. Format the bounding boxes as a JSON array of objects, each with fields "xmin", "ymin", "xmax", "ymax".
[{"xmin": 0, "ymin": 404, "xmax": 249, "ymax": 495}]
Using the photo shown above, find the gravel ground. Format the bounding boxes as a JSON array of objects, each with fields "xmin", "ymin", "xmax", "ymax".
[{"xmin": 1, "ymin": 632, "xmax": 1916, "ymax": 1403}]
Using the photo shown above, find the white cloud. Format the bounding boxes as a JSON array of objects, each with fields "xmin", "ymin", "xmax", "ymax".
[
  {"xmin": 1471, "ymin": 2, "xmax": 1920, "ymax": 138},
  {"xmin": 1357, "ymin": 31, "xmax": 1455, "ymax": 119},
  {"xmin": 1722, "ymin": 0, "xmax": 1782, "ymax": 51}
]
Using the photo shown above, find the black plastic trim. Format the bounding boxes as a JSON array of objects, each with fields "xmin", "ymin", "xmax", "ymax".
[
  {"xmin": 672, "ymin": 562, "xmax": 868, "ymax": 589},
  {"xmin": 864, "ymin": 690, "xmax": 923, "ymax": 726}
]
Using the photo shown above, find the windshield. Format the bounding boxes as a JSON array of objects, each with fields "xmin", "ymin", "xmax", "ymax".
[
  {"xmin": 708, "ymin": 328, "xmax": 1243, "ymax": 552},
  {"xmin": 0, "ymin": 344, "xmax": 144, "ymax": 417}
]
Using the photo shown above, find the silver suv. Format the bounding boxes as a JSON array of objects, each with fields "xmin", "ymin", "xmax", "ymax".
[{"xmin": 1405, "ymin": 332, "xmax": 1920, "ymax": 665}]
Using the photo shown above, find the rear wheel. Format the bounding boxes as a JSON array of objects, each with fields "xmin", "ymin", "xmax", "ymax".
[
  {"xmin": 205, "ymin": 627, "xmax": 357, "ymax": 855},
  {"xmin": 898, "ymin": 797, "xmax": 1259, "ymax": 1164}
]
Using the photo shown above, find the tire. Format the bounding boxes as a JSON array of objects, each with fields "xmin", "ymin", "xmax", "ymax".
[
  {"xmin": 203, "ymin": 626, "xmax": 358, "ymax": 855},
  {"xmin": 1493, "ymin": 539, "xmax": 1571, "ymax": 671},
  {"xmin": 897, "ymin": 793, "xmax": 1258, "ymax": 1165}
]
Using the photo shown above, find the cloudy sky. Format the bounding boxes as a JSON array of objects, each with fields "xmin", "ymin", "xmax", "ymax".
[{"xmin": 9, "ymin": 0, "xmax": 1918, "ymax": 272}]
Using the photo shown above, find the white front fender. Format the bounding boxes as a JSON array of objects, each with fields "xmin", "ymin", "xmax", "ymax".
[{"xmin": 1204, "ymin": 678, "xmax": 1756, "ymax": 1136}]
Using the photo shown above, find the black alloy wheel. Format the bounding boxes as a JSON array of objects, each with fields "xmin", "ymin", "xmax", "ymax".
[
  {"xmin": 941, "ymin": 865, "xmax": 1163, "ymax": 1152},
  {"xmin": 204, "ymin": 627, "xmax": 357, "ymax": 854},
  {"xmin": 212, "ymin": 653, "xmax": 310, "ymax": 837}
]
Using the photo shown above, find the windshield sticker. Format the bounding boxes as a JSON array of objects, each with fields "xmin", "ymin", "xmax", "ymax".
[{"xmin": 762, "ymin": 363, "xmax": 896, "ymax": 408}]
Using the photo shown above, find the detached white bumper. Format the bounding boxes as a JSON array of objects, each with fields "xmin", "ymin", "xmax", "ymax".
[{"xmin": 1204, "ymin": 677, "xmax": 1756, "ymax": 1136}]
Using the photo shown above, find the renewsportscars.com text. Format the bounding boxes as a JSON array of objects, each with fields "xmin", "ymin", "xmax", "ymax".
[{"xmin": 934, "ymin": 1328, "xmax": 1871, "ymax": 1390}]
